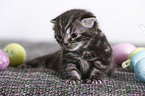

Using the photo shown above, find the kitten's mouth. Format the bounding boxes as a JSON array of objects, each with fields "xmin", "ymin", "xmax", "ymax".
[{"xmin": 64, "ymin": 42, "xmax": 83, "ymax": 51}]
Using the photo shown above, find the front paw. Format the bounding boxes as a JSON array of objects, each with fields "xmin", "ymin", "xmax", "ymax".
[
  {"xmin": 84, "ymin": 79, "xmax": 103, "ymax": 84},
  {"xmin": 66, "ymin": 79, "xmax": 83, "ymax": 85},
  {"xmin": 65, "ymin": 75, "xmax": 82, "ymax": 85}
]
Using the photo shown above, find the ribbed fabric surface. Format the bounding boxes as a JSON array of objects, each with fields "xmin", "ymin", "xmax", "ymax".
[
  {"xmin": 0, "ymin": 40, "xmax": 145, "ymax": 95},
  {"xmin": 0, "ymin": 67, "xmax": 145, "ymax": 95}
]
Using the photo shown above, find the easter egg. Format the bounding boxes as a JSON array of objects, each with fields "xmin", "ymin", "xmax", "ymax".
[
  {"xmin": 3, "ymin": 43, "xmax": 26, "ymax": 66},
  {"xmin": 0, "ymin": 49, "xmax": 9, "ymax": 70},
  {"xmin": 130, "ymin": 50, "xmax": 145, "ymax": 69},
  {"xmin": 128, "ymin": 47, "xmax": 145, "ymax": 59},
  {"xmin": 122, "ymin": 47, "xmax": 145, "ymax": 68},
  {"xmin": 112, "ymin": 43, "xmax": 136, "ymax": 65},
  {"xmin": 134, "ymin": 58, "xmax": 145, "ymax": 82}
]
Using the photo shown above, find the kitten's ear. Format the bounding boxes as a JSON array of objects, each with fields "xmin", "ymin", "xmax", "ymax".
[
  {"xmin": 81, "ymin": 17, "xmax": 97, "ymax": 28},
  {"xmin": 51, "ymin": 18, "xmax": 56, "ymax": 23}
]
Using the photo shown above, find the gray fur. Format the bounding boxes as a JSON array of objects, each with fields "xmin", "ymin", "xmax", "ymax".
[{"xmin": 19, "ymin": 9, "xmax": 113, "ymax": 82}]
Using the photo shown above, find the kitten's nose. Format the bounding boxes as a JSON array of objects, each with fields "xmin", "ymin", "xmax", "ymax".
[{"xmin": 64, "ymin": 43, "xmax": 69, "ymax": 46}]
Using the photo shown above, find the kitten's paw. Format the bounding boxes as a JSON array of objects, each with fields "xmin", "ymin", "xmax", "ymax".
[
  {"xmin": 66, "ymin": 80, "xmax": 82, "ymax": 85},
  {"xmin": 84, "ymin": 79, "xmax": 103, "ymax": 84},
  {"xmin": 85, "ymin": 79, "xmax": 92, "ymax": 84},
  {"xmin": 66, "ymin": 80, "xmax": 75, "ymax": 85},
  {"xmin": 92, "ymin": 79, "xmax": 103, "ymax": 84},
  {"xmin": 76, "ymin": 80, "xmax": 83, "ymax": 84},
  {"xmin": 91, "ymin": 80, "xmax": 99, "ymax": 84}
]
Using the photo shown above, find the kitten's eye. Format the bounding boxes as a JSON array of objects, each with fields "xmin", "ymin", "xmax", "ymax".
[
  {"xmin": 71, "ymin": 33, "xmax": 78, "ymax": 38},
  {"xmin": 57, "ymin": 35, "xmax": 62, "ymax": 40}
]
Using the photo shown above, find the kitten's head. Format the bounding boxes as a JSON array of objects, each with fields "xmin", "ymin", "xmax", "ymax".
[{"xmin": 51, "ymin": 9, "xmax": 100, "ymax": 51}]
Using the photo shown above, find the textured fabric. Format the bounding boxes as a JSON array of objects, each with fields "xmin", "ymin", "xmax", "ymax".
[{"xmin": 0, "ymin": 40, "xmax": 145, "ymax": 95}]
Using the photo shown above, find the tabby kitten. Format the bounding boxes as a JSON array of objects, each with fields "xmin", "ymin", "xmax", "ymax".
[{"xmin": 19, "ymin": 9, "xmax": 113, "ymax": 83}]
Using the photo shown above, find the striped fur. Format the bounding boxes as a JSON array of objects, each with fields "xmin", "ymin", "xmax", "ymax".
[{"xmin": 19, "ymin": 9, "xmax": 113, "ymax": 81}]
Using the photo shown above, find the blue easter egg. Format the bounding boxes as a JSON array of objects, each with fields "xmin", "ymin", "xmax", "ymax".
[
  {"xmin": 134, "ymin": 57, "xmax": 145, "ymax": 82},
  {"xmin": 130, "ymin": 50, "xmax": 145, "ymax": 69}
]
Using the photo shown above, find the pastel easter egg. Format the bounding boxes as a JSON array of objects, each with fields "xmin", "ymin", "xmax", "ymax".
[
  {"xmin": 130, "ymin": 50, "xmax": 145, "ymax": 69},
  {"xmin": 112, "ymin": 43, "xmax": 136, "ymax": 65},
  {"xmin": 3, "ymin": 43, "xmax": 26, "ymax": 66},
  {"xmin": 122, "ymin": 47, "xmax": 145, "ymax": 68},
  {"xmin": 128, "ymin": 47, "xmax": 145, "ymax": 59},
  {"xmin": 0, "ymin": 49, "xmax": 9, "ymax": 70},
  {"xmin": 134, "ymin": 57, "xmax": 145, "ymax": 82}
]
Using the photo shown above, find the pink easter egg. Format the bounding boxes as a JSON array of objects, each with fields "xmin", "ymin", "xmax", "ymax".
[
  {"xmin": 112, "ymin": 43, "xmax": 136, "ymax": 65},
  {"xmin": 0, "ymin": 49, "xmax": 9, "ymax": 70}
]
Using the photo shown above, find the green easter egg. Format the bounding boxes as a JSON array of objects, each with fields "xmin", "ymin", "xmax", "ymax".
[
  {"xmin": 128, "ymin": 47, "xmax": 145, "ymax": 59},
  {"xmin": 122, "ymin": 47, "xmax": 145, "ymax": 69},
  {"xmin": 3, "ymin": 43, "xmax": 26, "ymax": 66}
]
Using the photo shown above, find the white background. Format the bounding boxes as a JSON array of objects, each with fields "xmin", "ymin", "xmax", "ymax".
[{"xmin": 0, "ymin": 0, "xmax": 145, "ymax": 44}]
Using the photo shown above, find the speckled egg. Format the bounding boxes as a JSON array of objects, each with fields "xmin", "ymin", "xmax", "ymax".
[{"xmin": 0, "ymin": 49, "xmax": 9, "ymax": 70}]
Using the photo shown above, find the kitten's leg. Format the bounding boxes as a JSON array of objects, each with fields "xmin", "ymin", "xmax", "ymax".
[
  {"xmin": 87, "ymin": 61, "xmax": 107, "ymax": 84},
  {"xmin": 18, "ymin": 50, "xmax": 61, "ymax": 68},
  {"xmin": 63, "ymin": 63, "xmax": 82, "ymax": 84},
  {"xmin": 87, "ymin": 68, "xmax": 103, "ymax": 84},
  {"xmin": 18, "ymin": 57, "xmax": 44, "ymax": 68}
]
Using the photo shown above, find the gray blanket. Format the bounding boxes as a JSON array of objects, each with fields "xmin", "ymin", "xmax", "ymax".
[{"xmin": 0, "ymin": 40, "xmax": 145, "ymax": 96}]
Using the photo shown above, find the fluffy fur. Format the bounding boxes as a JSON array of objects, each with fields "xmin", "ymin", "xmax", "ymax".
[{"xmin": 19, "ymin": 9, "xmax": 113, "ymax": 83}]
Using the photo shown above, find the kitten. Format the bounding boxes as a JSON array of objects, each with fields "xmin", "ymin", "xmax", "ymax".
[{"xmin": 19, "ymin": 9, "xmax": 113, "ymax": 83}]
